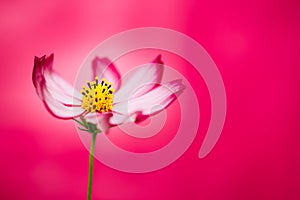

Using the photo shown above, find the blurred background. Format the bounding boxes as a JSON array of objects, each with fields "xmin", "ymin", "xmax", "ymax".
[{"xmin": 0, "ymin": 0, "xmax": 299, "ymax": 199}]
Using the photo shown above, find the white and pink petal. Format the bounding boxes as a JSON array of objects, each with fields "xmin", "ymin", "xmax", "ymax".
[
  {"xmin": 33, "ymin": 54, "xmax": 85, "ymax": 119},
  {"xmin": 111, "ymin": 79, "xmax": 185, "ymax": 124},
  {"xmin": 128, "ymin": 79, "xmax": 185, "ymax": 115},
  {"xmin": 42, "ymin": 87, "xmax": 85, "ymax": 119},
  {"xmin": 113, "ymin": 55, "xmax": 164, "ymax": 103},
  {"xmin": 92, "ymin": 57, "xmax": 121, "ymax": 91}
]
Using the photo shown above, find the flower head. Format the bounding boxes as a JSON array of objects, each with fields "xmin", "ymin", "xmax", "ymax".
[
  {"xmin": 33, "ymin": 54, "xmax": 185, "ymax": 132},
  {"xmin": 81, "ymin": 77, "xmax": 114, "ymax": 113}
]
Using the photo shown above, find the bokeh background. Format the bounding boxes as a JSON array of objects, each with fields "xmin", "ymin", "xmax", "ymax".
[{"xmin": 1, "ymin": 0, "xmax": 300, "ymax": 199}]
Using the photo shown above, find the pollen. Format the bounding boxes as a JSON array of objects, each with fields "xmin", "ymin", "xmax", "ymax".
[{"xmin": 80, "ymin": 77, "xmax": 114, "ymax": 113}]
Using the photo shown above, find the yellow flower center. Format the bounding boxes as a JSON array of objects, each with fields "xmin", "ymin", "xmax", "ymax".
[{"xmin": 80, "ymin": 77, "xmax": 114, "ymax": 113}]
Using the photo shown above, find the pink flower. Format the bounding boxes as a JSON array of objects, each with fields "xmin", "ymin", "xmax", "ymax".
[{"xmin": 32, "ymin": 54, "xmax": 185, "ymax": 132}]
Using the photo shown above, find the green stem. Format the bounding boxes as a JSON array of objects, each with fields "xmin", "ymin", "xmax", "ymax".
[{"xmin": 87, "ymin": 132, "xmax": 97, "ymax": 200}]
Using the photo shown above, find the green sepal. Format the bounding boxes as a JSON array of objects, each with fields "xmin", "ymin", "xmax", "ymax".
[{"xmin": 73, "ymin": 116, "xmax": 101, "ymax": 135}]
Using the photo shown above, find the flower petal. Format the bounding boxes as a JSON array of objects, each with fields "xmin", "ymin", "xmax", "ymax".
[
  {"xmin": 113, "ymin": 55, "xmax": 164, "ymax": 103},
  {"xmin": 129, "ymin": 79, "xmax": 185, "ymax": 115},
  {"xmin": 110, "ymin": 79, "xmax": 185, "ymax": 125},
  {"xmin": 92, "ymin": 57, "xmax": 121, "ymax": 91},
  {"xmin": 33, "ymin": 54, "xmax": 85, "ymax": 119},
  {"xmin": 44, "ymin": 71, "xmax": 82, "ymax": 105},
  {"xmin": 42, "ymin": 87, "xmax": 85, "ymax": 119},
  {"xmin": 109, "ymin": 112, "xmax": 131, "ymax": 125}
]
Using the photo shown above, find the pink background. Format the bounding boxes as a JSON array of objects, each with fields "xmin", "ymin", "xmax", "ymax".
[{"xmin": 1, "ymin": 0, "xmax": 300, "ymax": 199}]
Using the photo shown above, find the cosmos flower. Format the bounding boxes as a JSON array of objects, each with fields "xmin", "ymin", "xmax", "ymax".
[{"xmin": 32, "ymin": 54, "xmax": 185, "ymax": 132}]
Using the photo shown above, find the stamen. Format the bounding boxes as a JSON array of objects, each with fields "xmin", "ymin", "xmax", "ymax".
[
  {"xmin": 81, "ymin": 77, "xmax": 114, "ymax": 113},
  {"xmin": 80, "ymin": 90, "xmax": 86, "ymax": 96},
  {"xmin": 87, "ymin": 81, "xmax": 92, "ymax": 89}
]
